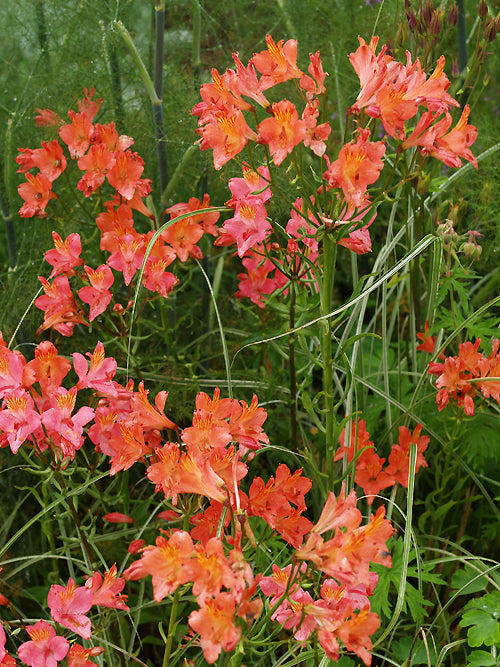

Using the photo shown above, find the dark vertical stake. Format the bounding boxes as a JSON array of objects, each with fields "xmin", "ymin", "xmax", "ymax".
[
  {"xmin": 154, "ymin": 0, "xmax": 169, "ymax": 200},
  {"xmin": 457, "ymin": 0, "xmax": 468, "ymax": 107}
]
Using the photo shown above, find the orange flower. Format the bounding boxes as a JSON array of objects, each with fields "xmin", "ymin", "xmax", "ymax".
[
  {"xmin": 257, "ymin": 99, "xmax": 306, "ymax": 166},
  {"xmin": 188, "ymin": 592, "xmax": 242, "ymax": 664},
  {"xmin": 323, "ymin": 129, "xmax": 385, "ymax": 207},
  {"xmin": 385, "ymin": 425, "xmax": 429, "ymax": 488},
  {"xmin": 197, "ymin": 107, "xmax": 256, "ymax": 170},
  {"xmin": 123, "ymin": 531, "xmax": 194, "ymax": 602},
  {"xmin": 252, "ymin": 35, "xmax": 303, "ymax": 90},
  {"xmin": 18, "ymin": 172, "xmax": 56, "ymax": 218}
]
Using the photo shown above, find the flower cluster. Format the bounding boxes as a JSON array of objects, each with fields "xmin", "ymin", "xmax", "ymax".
[
  {"xmin": 334, "ymin": 420, "xmax": 429, "ymax": 504},
  {"xmin": 10, "ymin": 566, "xmax": 126, "ymax": 667},
  {"xmin": 0, "ymin": 323, "xmax": 394, "ymax": 664},
  {"xmin": 186, "ymin": 34, "xmax": 477, "ymax": 311},
  {"xmin": 349, "ymin": 36, "xmax": 478, "ymax": 168},
  {"xmin": 17, "ymin": 90, "xmax": 223, "ymax": 336},
  {"xmin": 426, "ymin": 338, "xmax": 500, "ymax": 416},
  {"xmin": 259, "ymin": 486, "xmax": 393, "ymax": 665}
]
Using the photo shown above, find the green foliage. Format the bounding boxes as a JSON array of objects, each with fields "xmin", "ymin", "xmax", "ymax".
[{"xmin": 460, "ymin": 591, "xmax": 500, "ymax": 648}]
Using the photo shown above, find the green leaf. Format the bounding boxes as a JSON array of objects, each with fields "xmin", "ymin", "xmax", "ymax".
[
  {"xmin": 460, "ymin": 610, "xmax": 500, "ymax": 647},
  {"xmin": 451, "ymin": 566, "xmax": 489, "ymax": 595},
  {"xmin": 466, "ymin": 650, "xmax": 498, "ymax": 667}
]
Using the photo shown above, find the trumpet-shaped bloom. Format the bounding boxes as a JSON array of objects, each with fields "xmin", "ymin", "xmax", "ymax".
[
  {"xmin": 18, "ymin": 172, "xmax": 56, "ymax": 218},
  {"xmin": 78, "ymin": 265, "xmax": 114, "ymax": 321},
  {"xmin": 257, "ymin": 100, "xmax": 306, "ymax": 166},
  {"xmin": 222, "ymin": 197, "xmax": 272, "ymax": 257},
  {"xmin": 188, "ymin": 592, "xmax": 242, "ymax": 664},
  {"xmin": 47, "ymin": 579, "xmax": 93, "ymax": 639},
  {"xmin": 59, "ymin": 111, "xmax": 93, "ymax": 158},
  {"xmin": 323, "ymin": 129, "xmax": 385, "ymax": 207},
  {"xmin": 197, "ymin": 107, "xmax": 257, "ymax": 170},
  {"xmin": 252, "ymin": 35, "xmax": 303, "ymax": 90},
  {"xmin": 85, "ymin": 564, "xmax": 129, "ymax": 611},
  {"xmin": 72, "ymin": 341, "xmax": 117, "ymax": 394},
  {"xmin": 18, "ymin": 621, "xmax": 69, "ymax": 667},
  {"xmin": 123, "ymin": 531, "xmax": 194, "ymax": 602},
  {"xmin": 0, "ymin": 389, "xmax": 42, "ymax": 453},
  {"xmin": 44, "ymin": 232, "xmax": 84, "ymax": 278}
]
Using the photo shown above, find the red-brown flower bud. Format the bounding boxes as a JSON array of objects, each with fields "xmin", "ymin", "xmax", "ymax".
[
  {"xmin": 478, "ymin": 0, "xmax": 488, "ymax": 18},
  {"xmin": 448, "ymin": 3, "xmax": 458, "ymax": 26}
]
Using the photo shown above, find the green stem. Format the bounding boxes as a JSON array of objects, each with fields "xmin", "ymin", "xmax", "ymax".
[
  {"xmin": 321, "ymin": 235, "xmax": 337, "ymax": 488},
  {"xmin": 289, "ymin": 277, "xmax": 298, "ymax": 451},
  {"xmin": 162, "ymin": 588, "xmax": 181, "ymax": 667}
]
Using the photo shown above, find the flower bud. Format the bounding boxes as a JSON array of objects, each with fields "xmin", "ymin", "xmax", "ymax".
[
  {"xmin": 448, "ymin": 3, "xmax": 458, "ymax": 26},
  {"xmin": 406, "ymin": 8, "xmax": 417, "ymax": 30},
  {"xmin": 436, "ymin": 219, "xmax": 457, "ymax": 246},
  {"xmin": 478, "ymin": 0, "xmax": 488, "ymax": 18},
  {"xmin": 423, "ymin": 0, "xmax": 434, "ymax": 27},
  {"xmin": 461, "ymin": 241, "xmax": 482, "ymax": 261},
  {"xmin": 430, "ymin": 11, "xmax": 443, "ymax": 35}
]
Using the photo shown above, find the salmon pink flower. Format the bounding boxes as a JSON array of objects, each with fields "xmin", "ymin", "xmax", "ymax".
[
  {"xmin": 123, "ymin": 531, "xmax": 194, "ymax": 602},
  {"xmin": 41, "ymin": 387, "xmax": 95, "ymax": 459},
  {"xmin": 44, "ymin": 232, "xmax": 83, "ymax": 278},
  {"xmin": 30, "ymin": 140, "xmax": 67, "ymax": 182},
  {"xmin": 385, "ymin": 424, "xmax": 429, "ymax": 487},
  {"xmin": 72, "ymin": 341, "xmax": 117, "ymax": 394},
  {"xmin": 227, "ymin": 53, "xmax": 270, "ymax": 108},
  {"xmin": 17, "ymin": 620, "xmax": 69, "ymax": 667},
  {"xmin": 302, "ymin": 99, "xmax": 331, "ymax": 157},
  {"xmin": 162, "ymin": 194, "xmax": 219, "ymax": 261},
  {"xmin": 35, "ymin": 276, "xmax": 85, "ymax": 337},
  {"xmin": 35, "ymin": 108, "xmax": 63, "ymax": 127},
  {"xmin": 85, "ymin": 564, "xmax": 129, "ymax": 611},
  {"xmin": 324, "ymin": 129, "xmax": 385, "ymax": 208},
  {"xmin": 142, "ymin": 257, "xmax": 178, "ymax": 298},
  {"xmin": 252, "ymin": 35, "xmax": 303, "ymax": 90},
  {"xmin": 196, "ymin": 107, "xmax": 257, "ymax": 170},
  {"xmin": 107, "ymin": 151, "xmax": 145, "ymax": 200},
  {"xmin": 147, "ymin": 443, "xmax": 228, "ymax": 505},
  {"xmin": 18, "ymin": 172, "xmax": 56, "ymax": 218},
  {"xmin": 338, "ymin": 221, "xmax": 373, "ymax": 255},
  {"xmin": 77, "ymin": 144, "xmax": 117, "ymax": 196},
  {"xmin": 226, "ymin": 164, "xmax": 272, "ymax": 205},
  {"xmin": 47, "ymin": 578, "xmax": 93, "ymax": 639},
  {"xmin": 222, "ymin": 197, "xmax": 272, "ymax": 257},
  {"xmin": 228, "ymin": 394, "xmax": 270, "ymax": 452},
  {"xmin": 188, "ymin": 592, "xmax": 242, "ymax": 664},
  {"xmin": 300, "ymin": 51, "xmax": 328, "ymax": 99},
  {"xmin": 59, "ymin": 111, "xmax": 93, "ymax": 158},
  {"xmin": 77, "ymin": 87, "xmax": 103, "ymax": 122},
  {"xmin": 78, "ymin": 265, "xmax": 114, "ymax": 321},
  {"xmin": 427, "ymin": 104, "xmax": 478, "ymax": 168},
  {"xmin": 67, "ymin": 644, "xmax": 102, "ymax": 667},
  {"xmin": 107, "ymin": 421, "xmax": 153, "ymax": 475},
  {"xmin": 24, "ymin": 340, "xmax": 71, "ymax": 393},
  {"xmin": 106, "ymin": 233, "xmax": 145, "ymax": 285},
  {"xmin": 257, "ymin": 100, "xmax": 306, "ymax": 166},
  {"xmin": 0, "ymin": 389, "xmax": 42, "ymax": 453},
  {"xmin": 235, "ymin": 251, "xmax": 286, "ymax": 308}
]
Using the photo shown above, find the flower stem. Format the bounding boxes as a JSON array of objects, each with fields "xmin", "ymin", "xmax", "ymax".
[{"xmin": 321, "ymin": 234, "xmax": 338, "ymax": 488}]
